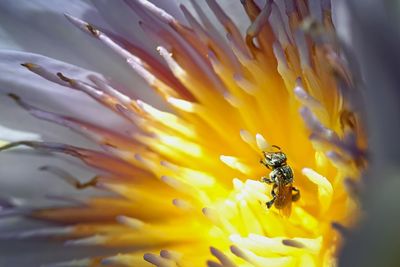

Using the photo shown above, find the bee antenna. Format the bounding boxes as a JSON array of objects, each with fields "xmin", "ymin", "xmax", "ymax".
[{"xmin": 271, "ymin": 145, "xmax": 281, "ymax": 151}]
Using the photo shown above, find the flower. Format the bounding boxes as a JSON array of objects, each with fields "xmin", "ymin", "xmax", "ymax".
[{"xmin": 0, "ymin": 1, "xmax": 366, "ymax": 266}]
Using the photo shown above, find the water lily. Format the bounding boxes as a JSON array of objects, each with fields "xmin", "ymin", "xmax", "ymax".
[{"xmin": 0, "ymin": 1, "xmax": 367, "ymax": 266}]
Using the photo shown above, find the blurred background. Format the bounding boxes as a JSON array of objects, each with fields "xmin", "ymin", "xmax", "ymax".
[{"xmin": 336, "ymin": 0, "xmax": 400, "ymax": 266}]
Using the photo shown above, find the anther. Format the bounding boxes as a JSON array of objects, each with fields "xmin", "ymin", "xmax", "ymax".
[
  {"xmin": 340, "ymin": 110, "xmax": 357, "ymax": 131},
  {"xmin": 282, "ymin": 239, "xmax": 305, "ymax": 248},
  {"xmin": 7, "ymin": 93, "xmax": 20, "ymax": 102},
  {"xmin": 86, "ymin": 24, "xmax": 99, "ymax": 36},
  {"xmin": 39, "ymin": 165, "xmax": 99, "ymax": 190},
  {"xmin": 20, "ymin": 62, "xmax": 37, "ymax": 70},
  {"xmin": 331, "ymin": 222, "xmax": 349, "ymax": 236},
  {"xmin": 56, "ymin": 72, "xmax": 75, "ymax": 85}
]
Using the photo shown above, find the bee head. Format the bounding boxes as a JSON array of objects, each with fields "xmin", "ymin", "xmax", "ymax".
[{"xmin": 262, "ymin": 151, "xmax": 287, "ymax": 168}]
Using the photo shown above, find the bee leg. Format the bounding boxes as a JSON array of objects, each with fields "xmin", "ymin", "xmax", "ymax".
[
  {"xmin": 266, "ymin": 198, "xmax": 275, "ymax": 209},
  {"xmin": 259, "ymin": 159, "xmax": 271, "ymax": 169},
  {"xmin": 266, "ymin": 184, "xmax": 277, "ymax": 208},
  {"xmin": 261, "ymin": 176, "xmax": 274, "ymax": 184},
  {"xmin": 292, "ymin": 187, "xmax": 300, "ymax": 202}
]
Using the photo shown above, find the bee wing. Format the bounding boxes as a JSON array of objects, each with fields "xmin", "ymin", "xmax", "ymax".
[{"xmin": 275, "ymin": 183, "xmax": 292, "ymax": 217}]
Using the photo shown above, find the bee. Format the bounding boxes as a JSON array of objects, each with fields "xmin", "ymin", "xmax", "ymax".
[{"xmin": 260, "ymin": 145, "xmax": 300, "ymax": 215}]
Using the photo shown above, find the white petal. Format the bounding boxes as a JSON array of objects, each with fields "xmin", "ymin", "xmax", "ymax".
[
  {"xmin": 0, "ymin": 0, "xmax": 108, "ymax": 61},
  {"xmin": 92, "ymin": 0, "xmax": 187, "ymax": 45},
  {"xmin": 0, "ymin": 239, "xmax": 121, "ymax": 266},
  {"xmin": 332, "ymin": 0, "xmax": 352, "ymax": 46},
  {"xmin": 178, "ymin": 0, "xmax": 251, "ymax": 35},
  {"xmin": 336, "ymin": 0, "xmax": 400, "ymax": 164},
  {"xmin": 0, "ymin": 50, "xmax": 130, "ymax": 131},
  {"xmin": 0, "ymin": 148, "xmax": 96, "ymax": 201},
  {"xmin": 0, "ymin": 125, "xmax": 41, "ymax": 142},
  {"xmin": 0, "ymin": 1, "xmax": 165, "ymax": 108}
]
